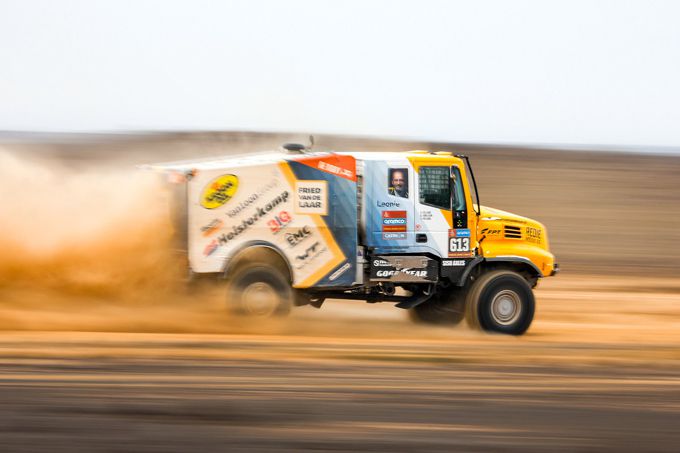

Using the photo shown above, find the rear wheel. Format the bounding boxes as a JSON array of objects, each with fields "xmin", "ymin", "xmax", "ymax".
[
  {"xmin": 409, "ymin": 289, "xmax": 465, "ymax": 325},
  {"xmin": 227, "ymin": 264, "xmax": 292, "ymax": 317},
  {"xmin": 465, "ymin": 270, "xmax": 534, "ymax": 335}
]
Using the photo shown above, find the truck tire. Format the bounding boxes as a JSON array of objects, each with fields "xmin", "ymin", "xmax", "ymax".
[
  {"xmin": 409, "ymin": 290, "xmax": 465, "ymax": 325},
  {"xmin": 465, "ymin": 270, "xmax": 534, "ymax": 335},
  {"xmin": 227, "ymin": 264, "xmax": 292, "ymax": 317}
]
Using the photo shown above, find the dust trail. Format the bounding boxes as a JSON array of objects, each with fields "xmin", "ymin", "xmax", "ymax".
[
  {"xmin": 0, "ymin": 150, "xmax": 209, "ymax": 331},
  {"xmin": 0, "ymin": 150, "xmax": 181, "ymax": 293}
]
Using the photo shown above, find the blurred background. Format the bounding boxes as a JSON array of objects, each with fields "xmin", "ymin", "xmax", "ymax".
[{"xmin": 1, "ymin": 1, "xmax": 680, "ymax": 452}]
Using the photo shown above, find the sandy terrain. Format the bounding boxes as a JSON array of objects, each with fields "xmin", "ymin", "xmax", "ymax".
[
  {"xmin": 0, "ymin": 274, "xmax": 679, "ymax": 452},
  {"xmin": 0, "ymin": 132, "xmax": 679, "ymax": 451}
]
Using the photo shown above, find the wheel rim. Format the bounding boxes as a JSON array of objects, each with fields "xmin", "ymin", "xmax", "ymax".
[
  {"xmin": 490, "ymin": 289, "xmax": 522, "ymax": 326},
  {"xmin": 241, "ymin": 281, "xmax": 279, "ymax": 316}
]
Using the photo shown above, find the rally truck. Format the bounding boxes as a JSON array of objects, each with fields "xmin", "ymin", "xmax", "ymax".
[{"xmin": 149, "ymin": 144, "xmax": 558, "ymax": 335}]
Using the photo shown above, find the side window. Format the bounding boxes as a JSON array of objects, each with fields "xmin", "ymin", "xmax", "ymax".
[
  {"xmin": 451, "ymin": 166, "xmax": 467, "ymax": 212},
  {"xmin": 419, "ymin": 166, "xmax": 451, "ymax": 210},
  {"xmin": 388, "ymin": 168, "xmax": 409, "ymax": 198}
]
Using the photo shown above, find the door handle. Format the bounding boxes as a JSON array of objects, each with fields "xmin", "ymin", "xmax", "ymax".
[{"xmin": 416, "ymin": 233, "xmax": 428, "ymax": 243}]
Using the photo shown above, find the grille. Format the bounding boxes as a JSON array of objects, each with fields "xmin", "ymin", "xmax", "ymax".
[{"xmin": 504, "ymin": 225, "xmax": 522, "ymax": 239}]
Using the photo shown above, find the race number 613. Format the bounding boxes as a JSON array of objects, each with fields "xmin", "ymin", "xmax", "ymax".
[{"xmin": 449, "ymin": 237, "xmax": 470, "ymax": 252}]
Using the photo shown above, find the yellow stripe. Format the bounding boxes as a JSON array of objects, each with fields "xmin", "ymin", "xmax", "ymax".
[{"xmin": 278, "ymin": 162, "xmax": 347, "ymax": 288}]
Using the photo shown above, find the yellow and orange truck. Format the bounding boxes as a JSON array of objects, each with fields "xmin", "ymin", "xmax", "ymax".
[{"xmin": 150, "ymin": 144, "xmax": 558, "ymax": 335}]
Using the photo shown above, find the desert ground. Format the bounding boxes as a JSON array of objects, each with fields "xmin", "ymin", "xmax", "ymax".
[{"xmin": 0, "ymin": 132, "xmax": 678, "ymax": 451}]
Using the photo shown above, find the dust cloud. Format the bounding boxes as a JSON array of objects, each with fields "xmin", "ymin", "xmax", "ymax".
[{"xmin": 0, "ymin": 150, "xmax": 208, "ymax": 332}]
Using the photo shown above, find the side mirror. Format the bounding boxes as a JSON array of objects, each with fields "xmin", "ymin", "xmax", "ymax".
[{"xmin": 450, "ymin": 169, "xmax": 458, "ymax": 209}]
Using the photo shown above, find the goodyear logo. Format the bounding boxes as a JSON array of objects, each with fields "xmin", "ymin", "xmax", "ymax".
[{"xmin": 200, "ymin": 174, "xmax": 239, "ymax": 209}]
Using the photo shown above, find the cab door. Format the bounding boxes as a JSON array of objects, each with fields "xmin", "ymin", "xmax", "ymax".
[{"xmin": 413, "ymin": 163, "xmax": 473, "ymax": 259}]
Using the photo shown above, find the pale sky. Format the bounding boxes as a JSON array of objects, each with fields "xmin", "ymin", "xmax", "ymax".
[{"xmin": 1, "ymin": 0, "xmax": 679, "ymax": 148}]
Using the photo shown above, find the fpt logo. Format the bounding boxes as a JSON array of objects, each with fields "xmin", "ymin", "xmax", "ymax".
[
  {"xmin": 200, "ymin": 174, "xmax": 239, "ymax": 209},
  {"xmin": 381, "ymin": 211, "xmax": 407, "ymax": 233}
]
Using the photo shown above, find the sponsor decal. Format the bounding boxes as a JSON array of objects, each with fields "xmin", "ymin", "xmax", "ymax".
[
  {"xmin": 285, "ymin": 225, "xmax": 312, "ymax": 247},
  {"xmin": 294, "ymin": 241, "xmax": 328, "ymax": 270},
  {"xmin": 450, "ymin": 228, "xmax": 471, "ymax": 237},
  {"xmin": 376, "ymin": 269, "xmax": 428, "ymax": 278},
  {"xmin": 200, "ymin": 174, "xmax": 239, "ymax": 209},
  {"xmin": 448, "ymin": 229, "xmax": 473, "ymax": 258},
  {"xmin": 442, "ymin": 260, "xmax": 466, "ymax": 267},
  {"xmin": 201, "ymin": 219, "xmax": 223, "ymax": 237},
  {"xmin": 217, "ymin": 191, "xmax": 290, "ymax": 246},
  {"xmin": 295, "ymin": 155, "xmax": 356, "ymax": 181},
  {"xmin": 480, "ymin": 227, "xmax": 501, "ymax": 236},
  {"xmin": 329, "ymin": 262, "xmax": 351, "ymax": 281},
  {"xmin": 377, "ymin": 200, "xmax": 401, "ymax": 208},
  {"xmin": 294, "ymin": 180, "xmax": 328, "ymax": 215},
  {"xmin": 382, "ymin": 232, "xmax": 407, "ymax": 240},
  {"xmin": 203, "ymin": 239, "xmax": 219, "ymax": 256},
  {"xmin": 226, "ymin": 180, "xmax": 279, "ymax": 218},
  {"xmin": 382, "ymin": 225, "xmax": 407, "ymax": 233},
  {"xmin": 267, "ymin": 211, "xmax": 293, "ymax": 234},
  {"xmin": 526, "ymin": 226, "xmax": 542, "ymax": 243},
  {"xmin": 268, "ymin": 211, "xmax": 293, "ymax": 234},
  {"xmin": 296, "ymin": 241, "xmax": 321, "ymax": 261},
  {"xmin": 370, "ymin": 255, "xmax": 438, "ymax": 282},
  {"xmin": 318, "ymin": 160, "xmax": 354, "ymax": 180},
  {"xmin": 381, "ymin": 211, "xmax": 407, "ymax": 234}
]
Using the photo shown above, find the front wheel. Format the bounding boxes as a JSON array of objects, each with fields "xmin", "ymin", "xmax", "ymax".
[
  {"xmin": 227, "ymin": 265, "xmax": 292, "ymax": 317},
  {"xmin": 465, "ymin": 270, "xmax": 535, "ymax": 335}
]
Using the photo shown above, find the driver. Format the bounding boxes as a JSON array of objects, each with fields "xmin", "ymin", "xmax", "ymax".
[{"xmin": 388, "ymin": 170, "xmax": 408, "ymax": 198}]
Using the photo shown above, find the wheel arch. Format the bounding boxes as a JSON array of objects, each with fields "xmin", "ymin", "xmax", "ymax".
[
  {"xmin": 222, "ymin": 241, "xmax": 293, "ymax": 283},
  {"xmin": 457, "ymin": 256, "xmax": 543, "ymax": 287}
]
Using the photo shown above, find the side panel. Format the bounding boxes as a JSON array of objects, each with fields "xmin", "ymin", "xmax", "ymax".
[
  {"xmin": 282, "ymin": 155, "xmax": 358, "ymax": 287},
  {"xmin": 188, "ymin": 164, "xmax": 288, "ymax": 272},
  {"xmin": 187, "ymin": 157, "xmax": 357, "ymax": 288},
  {"xmin": 362, "ymin": 159, "xmax": 448, "ymax": 257},
  {"xmin": 362, "ymin": 159, "xmax": 417, "ymax": 253}
]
